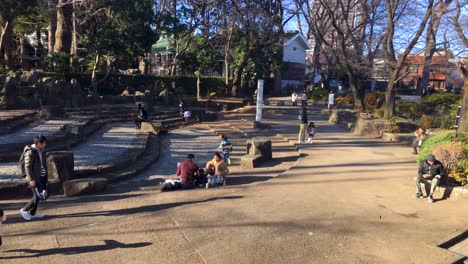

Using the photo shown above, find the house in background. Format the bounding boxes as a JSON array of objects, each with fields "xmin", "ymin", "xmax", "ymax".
[
  {"xmin": 400, "ymin": 49, "xmax": 462, "ymax": 91},
  {"xmin": 281, "ymin": 31, "xmax": 312, "ymax": 90}
]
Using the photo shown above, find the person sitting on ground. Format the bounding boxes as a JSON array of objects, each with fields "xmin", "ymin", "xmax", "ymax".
[
  {"xmin": 412, "ymin": 127, "xmax": 428, "ymax": 154},
  {"xmin": 134, "ymin": 103, "xmax": 148, "ymax": 129},
  {"xmin": 205, "ymin": 153, "xmax": 229, "ymax": 187},
  {"xmin": 218, "ymin": 134, "xmax": 232, "ymax": 165},
  {"xmin": 176, "ymin": 154, "xmax": 200, "ymax": 189},
  {"xmin": 20, "ymin": 135, "xmax": 49, "ymax": 221},
  {"xmin": 415, "ymin": 154, "xmax": 445, "ymax": 203}
]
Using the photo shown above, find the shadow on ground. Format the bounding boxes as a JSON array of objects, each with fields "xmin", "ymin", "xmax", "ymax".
[{"xmin": 1, "ymin": 240, "xmax": 152, "ymax": 259}]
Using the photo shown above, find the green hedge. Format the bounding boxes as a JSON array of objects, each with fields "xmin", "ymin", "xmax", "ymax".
[
  {"xmin": 39, "ymin": 72, "xmax": 228, "ymax": 96},
  {"xmin": 417, "ymin": 131, "xmax": 468, "ymax": 164}
]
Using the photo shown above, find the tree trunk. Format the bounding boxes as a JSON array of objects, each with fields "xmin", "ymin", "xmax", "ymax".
[
  {"xmin": 48, "ymin": 0, "xmax": 57, "ymax": 53},
  {"xmin": 349, "ymin": 75, "xmax": 364, "ymax": 111},
  {"xmin": 196, "ymin": 69, "xmax": 202, "ymax": 100},
  {"xmin": 231, "ymin": 52, "xmax": 249, "ymax": 97},
  {"xmin": 383, "ymin": 71, "xmax": 400, "ymax": 119},
  {"xmin": 36, "ymin": 27, "xmax": 44, "ymax": 56},
  {"xmin": 460, "ymin": 82, "xmax": 468, "ymax": 132},
  {"xmin": 71, "ymin": 0, "xmax": 78, "ymax": 56},
  {"xmin": 54, "ymin": 0, "xmax": 73, "ymax": 53},
  {"xmin": 2, "ymin": 20, "xmax": 15, "ymax": 70}
]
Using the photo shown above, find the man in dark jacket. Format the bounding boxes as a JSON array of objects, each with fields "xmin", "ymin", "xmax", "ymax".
[
  {"xmin": 415, "ymin": 154, "xmax": 445, "ymax": 203},
  {"xmin": 298, "ymin": 104, "xmax": 308, "ymax": 144},
  {"xmin": 20, "ymin": 135, "xmax": 48, "ymax": 220},
  {"xmin": 176, "ymin": 154, "xmax": 199, "ymax": 189},
  {"xmin": 135, "ymin": 103, "xmax": 148, "ymax": 129}
]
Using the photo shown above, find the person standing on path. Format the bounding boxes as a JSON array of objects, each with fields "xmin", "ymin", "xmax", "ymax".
[
  {"xmin": 298, "ymin": 104, "xmax": 308, "ymax": 144},
  {"xmin": 301, "ymin": 91, "xmax": 308, "ymax": 106},
  {"xmin": 415, "ymin": 154, "xmax": 445, "ymax": 203},
  {"xmin": 307, "ymin": 122, "xmax": 316, "ymax": 144},
  {"xmin": 0, "ymin": 209, "xmax": 5, "ymax": 246},
  {"xmin": 412, "ymin": 127, "xmax": 428, "ymax": 154},
  {"xmin": 291, "ymin": 91, "xmax": 298, "ymax": 106},
  {"xmin": 20, "ymin": 135, "xmax": 48, "ymax": 221},
  {"xmin": 328, "ymin": 91, "xmax": 335, "ymax": 114},
  {"xmin": 135, "ymin": 103, "xmax": 148, "ymax": 129},
  {"xmin": 218, "ymin": 134, "xmax": 232, "ymax": 165}
]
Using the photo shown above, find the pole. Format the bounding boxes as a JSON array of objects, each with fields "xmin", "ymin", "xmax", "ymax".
[
  {"xmin": 454, "ymin": 105, "xmax": 462, "ymax": 142},
  {"xmin": 256, "ymin": 79, "xmax": 264, "ymax": 123}
]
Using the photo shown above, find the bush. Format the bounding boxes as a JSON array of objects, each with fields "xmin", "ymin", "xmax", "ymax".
[
  {"xmin": 310, "ymin": 88, "xmax": 328, "ymax": 101},
  {"xmin": 375, "ymin": 108, "xmax": 385, "ymax": 118},
  {"xmin": 417, "ymin": 131, "xmax": 468, "ymax": 164},
  {"xmin": 419, "ymin": 115, "xmax": 435, "ymax": 129},
  {"xmin": 396, "ymin": 102, "xmax": 423, "ymax": 120},
  {"xmin": 39, "ymin": 72, "xmax": 228, "ymax": 96},
  {"xmin": 335, "ymin": 96, "xmax": 354, "ymax": 105},
  {"xmin": 431, "ymin": 143, "xmax": 467, "ymax": 186},
  {"xmin": 421, "ymin": 93, "xmax": 461, "ymax": 113},
  {"xmin": 364, "ymin": 92, "xmax": 384, "ymax": 110}
]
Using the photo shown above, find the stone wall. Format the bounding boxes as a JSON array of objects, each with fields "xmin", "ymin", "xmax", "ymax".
[
  {"xmin": 353, "ymin": 118, "xmax": 393, "ymax": 137},
  {"xmin": 0, "ymin": 71, "xmax": 89, "ymax": 109},
  {"xmin": 329, "ymin": 110, "xmax": 358, "ymax": 126}
]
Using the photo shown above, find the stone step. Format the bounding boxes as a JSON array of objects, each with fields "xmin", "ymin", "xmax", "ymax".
[{"xmin": 73, "ymin": 123, "xmax": 149, "ymax": 178}]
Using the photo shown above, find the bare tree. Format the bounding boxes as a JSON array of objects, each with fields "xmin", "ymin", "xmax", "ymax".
[
  {"xmin": 418, "ymin": 0, "xmax": 453, "ymax": 92},
  {"xmin": 382, "ymin": 0, "xmax": 435, "ymax": 118},
  {"xmin": 54, "ymin": 0, "xmax": 73, "ymax": 53}
]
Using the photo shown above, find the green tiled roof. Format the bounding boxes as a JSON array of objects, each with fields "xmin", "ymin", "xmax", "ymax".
[{"xmin": 151, "ymin": 36, "xmax": 174, "ymax": 54}]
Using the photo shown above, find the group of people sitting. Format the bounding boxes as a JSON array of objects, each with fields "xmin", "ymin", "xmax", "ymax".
[{"xmin": 161, "ymin": 134, "xmax": 233, "ymax": 191}]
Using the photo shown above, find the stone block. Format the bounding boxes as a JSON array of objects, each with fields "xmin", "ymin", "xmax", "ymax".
[
  {"xmin": 247, "ymin": 138, "xmax": 272, "ymax": 161},
  {"xmin": 46, "ymin": 151, "xmax": 75, "ymax": 183},
  {"xmin": 241, "ymin": 154, "xmax": 263, "ymax": 169},
  {"xmin": 276, "ymin": 100, "xmax": 284, "ymax": 106},
  {"xmin": 63, "ymin": 178, "xmax": 108, "ymax": 197},
  {"xmin": 141, "ymin": 121, "xmax": 166, "ymax": 135}
]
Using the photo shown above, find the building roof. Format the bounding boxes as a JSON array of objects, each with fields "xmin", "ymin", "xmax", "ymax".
[
  {"xmin": 283, "ymin": 32, "xmax": 312, "ymax": 50},
  {"xmin": 151, "ymin": 35, "xmax": 174, "ymax": 54}
]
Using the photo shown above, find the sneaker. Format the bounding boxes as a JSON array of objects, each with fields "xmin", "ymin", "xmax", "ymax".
[
  {"xmin": 428, "ymin": 196, "xmax": 434, "ymax": 203},
  {"xmin": 205, "ymin": 183, "xmax": 210, "ymax": 189},
  {"xmin": 31, "ymin": 212, "xmax": 45, "ymax": 219},
  {"xmin": 19, "ymin": 209, "xmax": 31, "ymax": 221},
  {"xmin": 416, "ymin": 193, "xmax": 423, "ymax": 199}
]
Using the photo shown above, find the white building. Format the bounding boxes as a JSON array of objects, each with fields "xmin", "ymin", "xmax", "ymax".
[{"xmin": 281, "ymin": 31, "xmax": 312, "ymax": 90}]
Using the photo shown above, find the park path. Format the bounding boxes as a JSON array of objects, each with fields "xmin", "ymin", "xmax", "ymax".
[{"xmin": 0, "ymin": 104, "xmax": 466, "ymax": 264}]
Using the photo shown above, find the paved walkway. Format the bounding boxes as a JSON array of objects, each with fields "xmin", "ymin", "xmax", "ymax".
[{"xmin": 0, "ymin": 104, "xmax": 466, "ymax": 264}]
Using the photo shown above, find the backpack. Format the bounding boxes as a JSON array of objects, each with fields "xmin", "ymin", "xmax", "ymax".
[{"xmin": 18, "ymin": 147, "xmax": 31, "ymax": 178}]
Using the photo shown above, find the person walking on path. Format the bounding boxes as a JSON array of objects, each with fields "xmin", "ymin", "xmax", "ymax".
[
  {"xmin": 183, "ymin": 110, "xmax": 191, "ymax": 125},
  {"xmin": 0, "ymin": 209, "xmax": 5, "ymax": 246},
  {"xmin": 135, "ymin": 103, "xmax": 148, "ymax": 129},
  {"xmin": 412, "ymin": 127, "xmax": 428, "ymax": 154},
  {"xmin": 328, "ymin": 91, "xmax": 335, "ymax": 114},
  {"xmin": 291, "ymin": 91, "xmax": 298, "ymax": 106},
  {"xmin": 218, "ymin": 134, "xmax": 232, "ymax": 165},
  {"xmin": 415, "ymin": 154, "xmax": 445, "ymax": 203},
  {"xmin": 307, "ymin": 122, "xmax": 316, "ymax": 144},
  {"xmin": 301, "ymin": 91, "xmax": 308, "ymax": 106},
  {"xmin": 176, "ymin": 154, "xmax": 200, "ymax": 189},
  {"xmin": 20, "ymin": 135, "xmax": 49, "ymax": 221},
  {"xmin": 298, "ymin": 104, "xmax": 308, "ymax": 144}
]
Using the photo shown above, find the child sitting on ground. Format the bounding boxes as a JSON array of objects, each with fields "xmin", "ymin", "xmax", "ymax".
[
  {"xmin": 307, "ymin": 122, "xmax": 316, "ymax": 144},
  {"xmin": 218, "ymin": 134, "xmax": 233, "ymax": 165}
]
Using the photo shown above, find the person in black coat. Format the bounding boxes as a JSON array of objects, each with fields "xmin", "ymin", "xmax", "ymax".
[
  {"xmin": 415, "ymin": 154, "xmax": 446, "ymax": 203},
  {"xmin": 298, "ymin": 104, "xmax": 308, "ymax": 144}
]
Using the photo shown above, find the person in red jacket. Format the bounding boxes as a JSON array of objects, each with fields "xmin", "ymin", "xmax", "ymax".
[{"xmin": 176, "ymin": 154, "xmax": 199, "ymax": 189}]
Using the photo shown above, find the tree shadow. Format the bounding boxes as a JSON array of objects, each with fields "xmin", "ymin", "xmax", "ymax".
[
  {"xmin": 54, "ymin": 196, "xmax": 243, "ymax": 219},
  {"xmin": 1, "ymin": 240, "xmax": 152, "ymax": 259}
]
